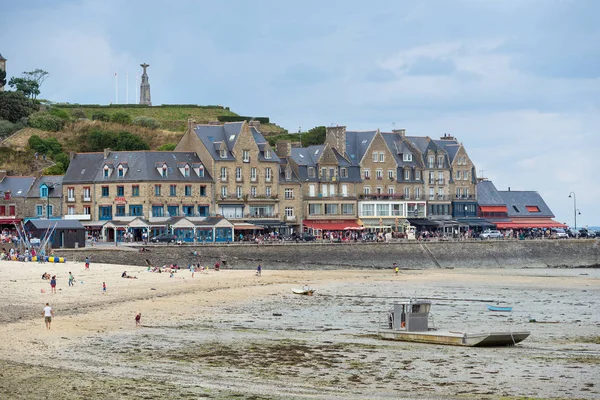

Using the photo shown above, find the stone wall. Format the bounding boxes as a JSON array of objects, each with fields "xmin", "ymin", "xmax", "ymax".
[{"xmin": 55, "ymin": 240, "xmax": 600, "ymax": 270}]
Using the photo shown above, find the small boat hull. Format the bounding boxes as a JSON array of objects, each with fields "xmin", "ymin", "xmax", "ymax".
[
  {"xmin": 378, "ymin": 329, "xmax": 530, "ymax": 347},
  {"xmin": 292, "ymin": 288, "xmax": 315, "ymax": 295},
  {"xmin": 487, "ymin": 305, "xmax": 513, "ymax": 312}
]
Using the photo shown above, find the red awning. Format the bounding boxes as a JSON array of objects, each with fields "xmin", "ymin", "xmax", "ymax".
[
  {"xmin": 303, "ymin": 221, "xmax": 363, "ymax": 231},
  {"xmin": 0, "ymin": 218, "xmax": 21, "ymax": 224},
  {"xmin": 495, "ymin": 219, "xmax": 567, "ymax": 229},
  {"xmin": 479, "ymin": 206, "xmax": 508, "ymax": 212}
]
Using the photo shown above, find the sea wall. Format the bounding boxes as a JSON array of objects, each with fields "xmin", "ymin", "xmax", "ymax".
[{"xmin": 54, "ymin": 239, "xmax": 600, "ymax": 270}]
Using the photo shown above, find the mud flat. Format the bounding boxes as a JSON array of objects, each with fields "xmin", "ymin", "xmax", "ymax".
[{"xmin": 0, "ymin": 260, "xmax": 599, "ymax": 399}]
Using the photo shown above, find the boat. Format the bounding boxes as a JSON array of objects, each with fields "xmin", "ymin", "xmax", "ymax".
[
  {"xmin": 487, "ymin": 305, "xmax": 513, "ymax": 312},
  {"xmin": 377, "ymin": 299, "xmax": 529, "ymax": 347},
  {"xmin": 292, "ymin": 286, "xmax": 315, "ymax": 296}
]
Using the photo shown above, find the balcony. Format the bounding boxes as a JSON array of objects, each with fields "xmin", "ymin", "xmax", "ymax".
[
  {"xmin": 306, "ymin": 194, "xmax": 357, "ymax": 200},
  {"xmin": 246, "ymin": 213, "xmax": 279, "ymax": 219},
  {"xmin": 428, "ymin": 195, "xmax": 450, "ymax": 201},
  {"xmin": 66, "ymin": 197, "xmax": 76, "ymax": 203},
  {"xmin": 437, "ymin": 179, "xmax": 445, "ymax": 185},
  {"xmin": 81, "ymin": 195, "xmax": 91, "ymax": 202},
  {"xmin": 235, "ymin": 176, "xmax": 243, "ymax": 183},
  {"xmin": 453, "ymin": 195, "xmax": 475, "ymax": 201},
  {"xmin": 220, "ymin": 177, "xmax": 228, "ymax": 182},
  {"xmin": 64, "ymin": 214, "xmax": 91, "ymax": 221},
  {"xmin": 285, "ymin": 215, "xmax": 296, "ymax": 221},
  {"xmin": 359, "ymin": 194, "xmax": 406, "ymax": 200}
]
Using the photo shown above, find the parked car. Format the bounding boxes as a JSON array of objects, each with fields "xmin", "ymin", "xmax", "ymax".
[
  {"xmin": 579, "ymin": 228, "xmax": 596, "ymax": 238},
  {"xmin": 479, "ymin": 229, "xmax": 503, "ymax": 239},
  {"xmin": 550, "ymin": 228, "xmax": 569, "ymax": 239},
  {"xmin": 150, "ymin": 233, "xmax": 178, "ymax": 243},
  {"xmin": 300, "ymin": 233, "xmax": 316, "ymax": 242},
  {"xmin": 566, "ymin": 228, "xmax": 580, "ymax": 238}
]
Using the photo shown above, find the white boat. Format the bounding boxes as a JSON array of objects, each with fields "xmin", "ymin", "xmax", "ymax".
[
  {"xmin": 377, "ymin": 299, "xmax": 529, "ymax": 347},
  {"xmin": 292, "ymin": 286, "xmax": 315, "ymax": 296}
]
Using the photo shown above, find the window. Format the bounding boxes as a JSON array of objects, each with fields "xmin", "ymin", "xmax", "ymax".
[
  {"xmin": 198, "ymin": 167, "xmax": 205, "ymax": 177},
  {"xmin": 154, "ymin": 185, "xmax": 161, "ymax": 196},
  {"xmin": 321, "ymin": 167, "xmax": 327, "ymax": 179},
  {"xmin": 40, "ymin": 187, "xmax": 48, "ymax": 198},
  {"xmin": 83, "ymin": 187, "xmax": 91, "ymax": 200},
  {"xmin": 285, "ymin": 188, "xmax": 294, "ymax": 199},
  {"xmin": 265, "ymin": 168, "xmax": 272, "ymax": 182},
  {"xmin": 376, "ymin": 186, "xmax": 383, "ymax": 194},
  {"xmin": 438, "ymin": 187, "xmax": 444, "ymax": 199},
  {"xmin": 404, "ymin": 187, "xmax": 410, "ymax": 199},
  {"xmin": 243, "ymin": 150, "xmax": 250, "ymax": 162},
  {"xmin": 376, "ymin": 169, "xmax": 383, "ymax": 179},
  {"xmin": 103, "ymin": 166, "xmax": 110, "ymax": 178},
  {"xmin": 221, "ymin": 186, "xmax": 228, "ymax": 197},
  {"xmin": 265, "ymin": 187, "xmax": 271, "ymax": 197},
  {"xmin": 456, "ymin": 170, "xmax": 461, "ymax": 180},
  {"xmin": 308, "ymin": 167, "xmax": 315, "ymax": 178},
  {"xmin": 362, "ymin": 204, "xmax": 375, "ymax": 216},
  {"xmin": 325, "ymin": 204, "xmax": 338, "ymax": 214},
  {"xmin": 84, "ymin": 206, "xmax": 91, "ymax": 215},
  {"xmin": 321, "ymin": 184, "xmax": 328, "ymax": 197},
  {"xmin": 118, "ymin": 166, "xmax": 124, "ymax": 177},
  {"xmin": 169, "ymin": 185, "xmax": 177, "ymax": 196},
  {"xmin": 309, "ymin": 204, "xmax": 322, "ymax": 215},
  {"xmin": 197, "ymin": 205, "xmax": 209, "ymax": 217},
  {"xmin": 376, "ymin": 204, "xmax": 389, "ymax": 216},
  {"xmin": 161, "ymin": 164, "xmax": 168, "ymax": 177},
  {"xmin": 438, "ymin": 171, "xmax": 444, "ymax": 185},
  {"xmin": 379, "ymin": 152, "xmax": 385, "ymax": 162},
  {"xmin": 372, "ymin": 152, "xmax": 378, "ymax": 162},
  {"xmin": 437, "ymin": 156, "xmax": 444, "ymax": 167},
  {"xmin": 236, "ymin": 167, "xmax": 242, "ymax": 181},
  {"xmin": 403, "ymin": 153, "xmax": 412, "ymax": 162},
  {"xmin": 221, "ymin": 167, "xmax": 228, "ymax": 181},
  {"xmin": 152, "ymin": 205, "xmax": 164, "ymax": 217},
  {"xmin": 329, "ymin": 168, "xmax": 335, "ymax": 179},
  {"xmin": 429, "ymin": 171, "xmax": 435, "ymax": 184},
  {"xmin": 67, "ymin": 187, "xmax": 75, "ymax": 201},
  {"xmin": 36, "ymin": 205, "xmax": 43, "ymax": 217},
  {"xmin": 251, "ymin": 186, "xmax": 257, "ymax": 197},
  {"xmin": 388, "ymin": 186, "xmax": 394, "ymax": 195},
  {"xmin": 167, "ymin": 205, "xmax": 179, "ymax": 217},
  {"xmin": 220, "ymin": 149, "xmax": 227, "ymax": 158},
  {"xmin": 185, "ymin": 185, "xmax": 192, "ymax": 196},
  {"xmin": 308, "ymin": 184, "xmax": 315, "ymax": 197},
  {"xmin": 101, "ymin": 186, "xmax": 109, "ymax": 197},
  {"xmin": 285, "ymin": 169, "xmax": 292, "ymax": 180},
  {"xmin": 265, "ymin": 149, "xmax": 272, "ymax": 159},
  {"xmin": 132, "ymin": 185, "xmax": 139, "ymax": 197},
  {"xmin": 456, "ymin": 187, "xmax": 461, "ymax": 198},
  {"xmin": 428, "ymin": 155, "xmax": 434, "ymax": 168},
  {"xmin": 200, "ymin": 185, "xmax": 207, "ymax": 196},
  {"xmin": 465, "ymin": 188, "xmax": 469, "ymax": 198},
  {"xmin": 340, "ymin": 168, "xmax": 347, "ymax": 178},
  {"xmin": 183, "ymin": 165, "xmax": 190, "ymax": 177},
  {"xmin": 116, "ymin": 205, "xmax": 125, "ymax": 216},
  {"xmin": 364, "ymin": 169, "xmax": 370, "ymax": 179},
  {"xmin": 405, "ymin": 169, "xmax": 411, "ymax": 180},
  {"xmin": 363, "ymin": 186, "xmax": 371, "ymax": 195},
  {"xmin": 464, "ymin": 170, "xmax": 469, "ymax": 181},
  {"xmin": 99, "ymin": 206, "xmax": 112, "ymax": 220},
  {"xmin": 429, "ymin": 187, "xmax": 435, "ymax": 200},
  {"xmin": 342, "ymin": 204, "xmax": 354, "ymax": 215},
  {"xmin": 249, "ymin": 167, "xmax": 257, "ymax": 182},
  {"xmin": 129, "ymin": 205, "xmax": 142, "ymax": 216},
  {"xmin": 388, "ymin": 170, "xmax": 394, "ymax": 179},
  {"xmin": 285, "ymin": 207, "xmax": 294, "ymax": 217},
  {"xmin": 236, "ymin": 186, "xmax": 242, "ymax": 198},
  {"xmin": 392, "ymin": 204, "xmax": 402, "ymax": 216},
  {"xmin": 415, "ymin": 170, "xmax": 421, "ymax": 180},
  {"xmin": 341, "ymin": 184, "xmax": 348, "ymax": 197},
  {"xmin": 117, "ymin": 186, "xmax": 124, "ymax": 196},
  {"xmin": 415, "ymin": 187, "xmax": 421, "ymax": 200}
]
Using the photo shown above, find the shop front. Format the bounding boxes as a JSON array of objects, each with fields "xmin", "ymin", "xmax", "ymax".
[{"xmin": 302, "ymin": 219, "xmax": 363, "ymax": 239}]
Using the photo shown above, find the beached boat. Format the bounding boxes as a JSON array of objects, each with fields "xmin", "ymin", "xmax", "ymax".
[
  {"xmin": 377, "ymin": 299, "xmax": 529, "ymax": 347},
  {"xmin": 487, "ymin": 305, "xmax": 513, "ymax": 312},
  {"xmin": 292, "ymin": 286, "xmax": 315, "ymax": 296}
]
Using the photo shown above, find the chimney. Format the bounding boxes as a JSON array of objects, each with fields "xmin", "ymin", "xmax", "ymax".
[
  {"xmin": 0, "ymin": 170, "xmax": 6, "ymax": 182},
  {"xmin": 69, "ymin": 151, "xmax": 76, "ymax": 160},
  {"xmin": 103, "ymin": 148, "xmax": 111, "ymax": 159},
  {"xmin": 440, "ymin": 133, "xmax": 455, "ymax": 140},
  {"xmin": 248, "ymin": 120, "xmax": 261, "ymax": 128},
  {"xmin": 187, "ymin": 118, "xmax": 196, "ymax": 133},
  {"xmin": 275, "ymin": 140, "xmax": 292, "ymax": 158},
  {"xmin": 508, "ymin": 187, "xmax": 511, "ymax": 191},
  {"xmin": 392, "ymin": 129, "xmax": 406, "ymax": 137},
  {"xmin": 325, "ymin": 126, "xmax": 347, "ymax": 155}
]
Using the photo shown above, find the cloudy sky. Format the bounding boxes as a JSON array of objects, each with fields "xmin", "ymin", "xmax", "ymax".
[{"xmin": 2, "ymin": 0, "xmax": 599, "ymax": 226}]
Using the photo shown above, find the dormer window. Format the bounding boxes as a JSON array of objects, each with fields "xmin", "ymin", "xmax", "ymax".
[
  {"xmin": 243, "ymin": 150, "xmax": 250, "ymax": 162},
  {"xmin": 184, "ymin": 165, "xmax": 190, "ymax": 177},
  {"xmin": 220, "ymin": 149, "xmax": 227, "ymax": 159},
  {"xmin": 162, "ymin": 164, "xmax": 168, "ymax": 177},
  {"xmin": 285, "ymin": 169, "xmax": 292, "ymax": 180},
  {"xmin": 4, "ymin": 190, "xmax": 11, "ymax": 200},
  {"xmin": 103, "ymin": 165, "xmax": 110, "ymax": 178},
  {"xmin": 265, "ymin": 149, "xmax": 272, "ymax": 159},
  {"xmin": 118, "ymin": 165, "xmax": 124, "ymax": 177},
  {"xmin": 40, "ymin": 187, "xmax": 48, "ymax": 198},
  {"xmin": 403, "ymin": 153, "xmax": 412, "ymax": 162}
]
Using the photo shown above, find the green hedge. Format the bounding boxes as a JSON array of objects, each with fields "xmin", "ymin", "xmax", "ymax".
[
  {"xmin": 217, "ymin": 116, "xmax": 270, "ymax": 123},
  {"xmin": 55, "ymin": 104, "xmax": 227, "ymax": 109}
]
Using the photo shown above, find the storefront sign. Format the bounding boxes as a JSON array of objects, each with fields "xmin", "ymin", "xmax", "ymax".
[{"xmin": 114, "ymin": 197, "xmax": 127, "ymax": 204}]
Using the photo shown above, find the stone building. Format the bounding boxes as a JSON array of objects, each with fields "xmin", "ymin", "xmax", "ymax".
[
  {"xmin": 0, "ymin": 53, "xmax": 6, "ymax": 92},
  {"xmin": 176, "ymin": 120, "xmax": 290, "ymax": 232},
  {"xmin": 61, "ymin": 149, "xmax": 213, "ymax": 239},
  {"xmin": 24, "ymin": 174, "xmax": 64, "ymax": 220},
  {"xmin": 275, "ymin": 140, "xmax": 303, "ymax": 234},
  {"xmin": 0, "ymin": 172, "xmax": 35, "ymax": 230}
]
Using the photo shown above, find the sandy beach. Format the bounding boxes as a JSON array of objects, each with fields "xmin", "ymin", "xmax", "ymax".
[{"xmin": 0, "ymin": 259, "xmax": 599, "ymax": 399}]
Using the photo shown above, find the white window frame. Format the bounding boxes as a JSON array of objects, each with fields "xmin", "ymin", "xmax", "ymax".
[
  {"xmin": 404, "ymin": 187, "xmax": 410, "ymax": 199},
  {"xmin": 376, "ymin": 169, "xmax": 383, "ymax": 179},
  {"xmin": 388, "ymin": 170, "xmax": 394, "ymax": 179},
  {"xmin": 265, "ymin": 168, "xmax": 272, "ymax": 182},
  {"xmin": 372, "ymin": 152, "xmax": 378, "ymax": 162},
  {"xmin": 340, "ymin": 168, "xmax": 347, "ymax": 178},
  {"xmin": 265, "ymin": 149, "xmax": 272, "ymax": 159},
  {"xmin": 285, "ymin": 188, "xmax": 294, "ymax": 199},
  {"xmin": 236, "ymin": 186, "xmax": 242, "ymax": 198},
  {"xmin": 251, "ymin": 186, "xmax": 257, "ymax": 197},
  {"xmin": 308, "ymin": 167, "xmax": 315, "ymax": 178},
  {"xmin": 220, "ymin": 167, "xmax": 227, "ymax": 181},
  {"xmin": 236, "ymin": 167, "xmax": 242, "ymax": 181},
  {"xmin": 243, "ymin": 150, "xmax": 250, "ymax": 162},
  {"xmin": 404, "ymin": 169, "xmax": 410, "ymax": 180},
  {"xmin": 251, "ymin": 167, "xmax": 257, "ymax": 182},
  {"xmin": 363, "ymin": 186, "xmax": 371, "ymax": 195},
  {"xmin": 220, "ymin": 149, "xmax": 227, "ymax": 159},
  {"xmin": 403, "ymin": 153, "xmax": 412, "ymax": 162},
  {"xmin": 265, "ymin": 186, "xmax": 271, "ymax": 197},
  {"xmin": 379, "ymin": 152, "xmax": 385, "ymax": 162},
  {"xmin": 388, "ymin": 186, "xmax": 394, "ymax": 195},
  {"xmin": 285, "ymin": 207, "xmax": 294, "ymax": 217},
  {"xmin": 221, "ymin": 186, "xmax": 228, "ymax": 197},
  {"xmin": 364, "ymin": 169, "xmax": 370, "ymax": 179}
]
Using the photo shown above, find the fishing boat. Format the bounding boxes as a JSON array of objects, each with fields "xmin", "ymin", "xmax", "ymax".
[
  {"xmin": 377, "ymin": 299, "xmax": 529, "ymax": 347},
  {"xmin": 292, "ymin": 286, "xmax": 315, "ymax": 296},
  {"xmin": 487, "ymin": 305, "xmax": 513, "ymax": 312}
]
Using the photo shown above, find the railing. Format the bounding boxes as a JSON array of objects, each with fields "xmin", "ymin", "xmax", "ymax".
[
  {"xmin": 364, "ymin": 176, "xmax": 371, "ymax": 180},
  {"xmin": 453, "ymin": 195, "xmax": 475, "ymax": 200},
  {"xmin": 359, "ymin": 194, "xmax": 406, "ymax": 200},
  {"xmin": 437, "ymin": 179, "xmax": 445, "ymax": 185},
  {"xmin": 306, "ymin": 194, "xmax": 356, "ymax": 199},
  {"xmin": 428, "ymin": 195, "xmax": 450, "ymax": 201},
  {"xmin": 246, "ymin": 213, "xmax": 279, "ymax": 219},
  {"xmin": 376, "ymin": 176, "xmax": 383, "ymax": 180},
  {"xmin": 285, "ymin": 215, "xmax": 296, "ymax": 221}
]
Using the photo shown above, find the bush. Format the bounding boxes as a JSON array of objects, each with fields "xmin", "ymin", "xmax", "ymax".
[
  {"xmin": 110, "ymin": 111, "xmax": 132, "ymax": 124},
  {"xmin": 217, "ymin": 115, "xmax": 270, "ymax": 124},
  {"xmin": 133, "ymin": 116, "xmax": 160, "ymax": 129},
  {"xmin": 0, "ymin": 91, "xmax": 36, "ymax": 123},
  {"xmin": 71, "ymin": 108, "xmax": 87, "ymax": 119},
  {"xmin": 44, "ymin": 163, "xmax": 65, "ymax": 175},
  {"xmin": 54, "ymin": 152, "xmax": 70, "ymax": 171},
  {"xmin": 28, "ymin": 112, "xmax": 65, "ymax": 132},
  {"xmin": 48, "ymin": 107, "xmax": 71, "ymax": 121},
  {"xmin": 0, "ymin": 118, "xmax": 26, "ymax": 138},
  {"xmin": 28, "ymin": 135, "xmax": 63, "ymax": 155},
  {"xmin": 92, "ymin": 111, "xmax": 110, "ymax": 122},
  {"xmin": 85, "ymin": 127, "xmax": 149, "ymax": 152},
  {"xmin": 157, "ymin": 143, "xmax": 176, "ymax": 151}
]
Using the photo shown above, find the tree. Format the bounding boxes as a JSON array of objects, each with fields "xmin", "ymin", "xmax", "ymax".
[
  {"xmin": 28, "ymin": 112, "xmax": 64, "ymax": 132},
  {"xmin": 0, "ymin": 91, "xmax": 36, "ymax": 123},
  {"xmin": 0, "ymin": 69, "xmax": 6, "ymax": 88},
  {"xmin": 115, "ymin": 131, "xmax": 149, "ymax": 151},
  {"xmin": 110, "ymin": 111, "xmax": 132, "ymax": 124},
  {"xmin": 301, "ymin": 126, "xmax": 326, "ymax": 146},
  {"xmin": 91, "ymin": 111, "xmax": 110, "ymax": 122},
  {"xmin": 8, "ymin": 69, "xmax": 49, "ymax": 100}
]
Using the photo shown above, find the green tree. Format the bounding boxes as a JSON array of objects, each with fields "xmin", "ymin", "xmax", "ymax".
[
  {"xmin": 28, "ymin": 134, "xmax": 63, "ymax": 155},
  {"xmin": 115, "ymin": 131, "xmax": 149, "ymax": 151},
  {"xmin": 133, "ymin": 116, "xmax": 160, "ymax": 129},
  {"xmin": 28, "ymin": 112, "xmax": 64, "ymax": 132},
  {"xmin": 0, "ymin": 91, "xmax": 36, "ymax": 122},
  {"xmin": 110, "ymin": 111, "xmax": 132, "ymax": 124},
  {"xmin": 92, "ymin": 111, "xmax": 110, "ymax": 122},
  {"xmin": 157, "ymin": 143, "xmax": 176, "ymax": 151},
  {"xmin": 8, "ymin": 69, "xmax": 49, "ymax": 100},
  {"xmin": 44, "ymin": 163, "xmax": 65, "ymax": 175},
  {"xmin": 301, "ymin": 126, "xmax": 326, "ymax": 146},
  {"xmin": 54, "ymin": 152, "xmax": 70, "ymax": 170}
]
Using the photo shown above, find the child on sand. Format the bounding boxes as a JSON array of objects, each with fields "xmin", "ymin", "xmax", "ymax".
[
  {"xmin": 50, "ymin": 275, "xmax": 57, "ymax": 294},
  {"xmin": 68, "ymin": 272, "xmax": 74, "ymax": 287},
  {"xmin": 135, "ymin": 313, "xmax": 142, "ymax": 327},
  {"xmin": 85, "ymin": 256, "xmax": 90, "ymax": 270},
  {"xmin": 102, "ymin": 282, "xmax": 106, "ymax": 293}
]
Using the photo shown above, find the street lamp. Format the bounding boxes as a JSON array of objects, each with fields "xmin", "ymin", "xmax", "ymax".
[{"xmin": 568, "ymin": 192, "xmax": 579, "ymax": 230}]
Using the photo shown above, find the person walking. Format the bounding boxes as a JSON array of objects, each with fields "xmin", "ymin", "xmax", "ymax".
[
  {"xmin": 85, "ymin": 256, "xmax": 90, "ymax": 270},
  {"xmin": 50, "ymin": 275, "xmax": 57, "ymax": 294},
  {"xmin": 102, "ymin": 282, "xmax": 106, "ymax": 294},
  {"xmin": 393, "ymin": 262, "xmax": 399, "ymax": 275},
  {"xmin": 68, "ymin": 272, "xmax": 74, "ymax": 287},
  {"xmin": 190, "ymin": 264, "xmax": 195, "ymax": 278},
  {"xmin": 257, "ymin": 264, "xmax": 262, "ymax": 276},
  {"xmin": 42, "ymin": 303, "xmax": 54, "ymax": 330},
  {"xmin": 135, "ymin": 313, "xmax": 142, "ymax": 327}
]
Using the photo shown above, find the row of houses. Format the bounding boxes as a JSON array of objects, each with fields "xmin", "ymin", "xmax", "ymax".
[{"xmin": 0, "ymin": 120, "xmax": 564, "ymax": 241}]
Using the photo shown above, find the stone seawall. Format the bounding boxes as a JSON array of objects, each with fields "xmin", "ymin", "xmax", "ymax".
[{"xmin": 55, "ymin": 240, "xmax": 600, "ymax": 269}]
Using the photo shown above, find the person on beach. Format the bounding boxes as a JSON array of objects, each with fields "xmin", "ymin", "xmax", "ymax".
[
  {"xmin": 102, "ymin": 282, "xmax": 106, "ymax": 293},
  {"xmin": 257, "ymin": 264, "xmax": 262, "ymax": 276},
  {"xmin": 190, "ymin": 265, "xmax": 195, "ymax": 278},
  {"xmin": 121, "ymin": 271, "xmax": 137, "ymax": 279},
  {"xmin": 393, "ymin": 262, "xmax": 399, "ymax": 275},
  {"xmin": 85, "ymin": 256, "xmax": 90, "ymax": 270},
  {"xmin": 68, "ymin": 272, "xmax": 74, "ymax": 286},
  {"xmin": 50, "ymin": 275, "xmax": 57, "ymax": 294},
  {"xmin": 135, "ymin": 313, "xmax": 142, "ymax": 327},
  {"xmin": 42, "ymin": 303, "xmax": 54, "ymax": 330}
]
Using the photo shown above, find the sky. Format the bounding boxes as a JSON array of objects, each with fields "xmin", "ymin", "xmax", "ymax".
[{"xmin": 1, "ymin": 0, "xmax": 599, "ymax": 226}]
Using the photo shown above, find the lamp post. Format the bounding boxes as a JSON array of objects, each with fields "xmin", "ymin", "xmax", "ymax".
[{"xmin": 568, "ymin": 192, "xmax": 578, "ymax": 230}]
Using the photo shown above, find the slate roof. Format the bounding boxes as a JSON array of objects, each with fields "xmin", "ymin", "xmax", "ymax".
[
  {"xmin": 63, "ymin": 151, "xmax": 212, "ymax": 184},
  {"xmin": 476, "ymin": 181, "xmax": 506, "ymax": 205},
  {"xmin": 0, "ymin": 176, "xmax": 35, "ymax": 197},
  {"xmin": 498, "ymin": 190, "xmax": 555, "ymax": 218},
  {"xmin": 27, "ymin": 175, "xmax": 64, "ymax": 198},
  {"xmin": 193, "ymin": 122, "xmax": 280, "ymax": 163},
  {"xmin": 26, "ymin": 219, "xmax": 85, "ymax": 230},
  {"xmin": 381, "ymin": 133, "xmax": 420, "ymax": 169},
  {"xmin": 434, "ymin": 139, "xmax": 460, "ymax": 163},
  {"xmin": 345, "ymin": 130, "xmax": 377, "ymax": 165}
]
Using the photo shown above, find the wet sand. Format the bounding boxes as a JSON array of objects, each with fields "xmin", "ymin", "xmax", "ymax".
[{"xmin": 0, "ymin": 260, "xmax": 599, "ymax": 399}]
